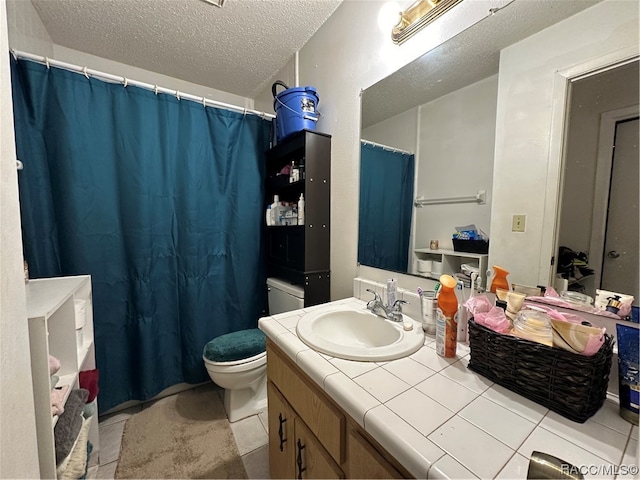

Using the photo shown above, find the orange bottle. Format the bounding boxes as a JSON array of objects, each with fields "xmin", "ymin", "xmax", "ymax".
[
  {"xmin": 436, "ymin": 274, "xmax": 459, "ymax": 358},
  {"xmin": 489, "ymin": 266, "xmax": 509, "ymax": 293}
]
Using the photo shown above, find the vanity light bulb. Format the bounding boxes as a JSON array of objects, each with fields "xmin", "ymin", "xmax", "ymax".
[{"xmin": 378, "ymin": 2, "xmax": 402, "ymax": 32}]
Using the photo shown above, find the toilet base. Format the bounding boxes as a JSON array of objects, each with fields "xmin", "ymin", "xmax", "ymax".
[{"xmin": 223, "ymin": 374, "xmax": 267, "ymax": 423}]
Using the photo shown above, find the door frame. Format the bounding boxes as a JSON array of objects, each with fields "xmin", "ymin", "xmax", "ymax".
[
  {"xmin": 540, "ymin": 47, "xmax": 639, "ymax": 286},
  {"xmin": 589, "ymin": 106, "xmax": 639, "ymax": 290}
]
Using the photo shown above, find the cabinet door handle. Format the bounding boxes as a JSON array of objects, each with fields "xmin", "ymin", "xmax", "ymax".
[
  {"xmin": 278, "ymin": 413, "xmax": 287, "ymax": 451},
  {"xmin": 296, "ymin": 438, "xmax": 306, "ymax": 479}
]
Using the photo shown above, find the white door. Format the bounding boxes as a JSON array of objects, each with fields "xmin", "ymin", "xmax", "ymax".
[{"xmin": 600, "ymin": 117, "xmax": 639, "ymax": 297}]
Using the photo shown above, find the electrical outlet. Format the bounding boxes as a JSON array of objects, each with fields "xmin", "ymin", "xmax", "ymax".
[{"xmin": 512, "ymin": 214, "xmax": 526, "ymax": 232}]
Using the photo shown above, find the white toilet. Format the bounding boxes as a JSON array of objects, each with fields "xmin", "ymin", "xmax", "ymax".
[{"xmin": 203, "ymin": 277, "xmax": 304, "ymax": 422}]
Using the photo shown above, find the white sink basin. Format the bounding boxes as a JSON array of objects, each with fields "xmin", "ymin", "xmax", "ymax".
[{"xmin": 296, "ymin": 306, "xmax": 424, "ymax": 361}]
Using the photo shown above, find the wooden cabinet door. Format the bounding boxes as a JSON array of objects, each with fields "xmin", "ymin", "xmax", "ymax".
[
  {"xmin": 294, "ymin": 417, "xmax": 344, "ymax": 479},
  {"xmin": 347, "ymin": 430, "xmax": 404, "ymax": 479},
  {"xmin": 268, "ymin": 382, "xmax": 296, "ymax": 479}
]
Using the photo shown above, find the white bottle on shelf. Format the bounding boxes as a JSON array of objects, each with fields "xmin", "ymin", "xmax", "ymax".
[
  {"xmin": 297, "ymin": 193, "xmax": 305, "ymax": 225},
  {"xmin": 271, "ymin": 195, "xmax": 281, "ymax": 226},
  {"xmin": 266, "ymin": 205, "xmax": 272, "ymax": 226}
]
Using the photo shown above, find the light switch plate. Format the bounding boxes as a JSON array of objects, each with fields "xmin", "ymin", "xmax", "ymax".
[{"xmin": 512, "ymin": 214, "xmax": 526, "ymax": 232}]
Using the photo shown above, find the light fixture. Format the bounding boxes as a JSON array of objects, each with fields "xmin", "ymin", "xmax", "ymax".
[
  {"xmin": 201, "ymin": 0, "xmax": 225, "ymax": 7},
  {"xmin": 392, "ymin": 0, "xmax": 463, "ymax": 45}
]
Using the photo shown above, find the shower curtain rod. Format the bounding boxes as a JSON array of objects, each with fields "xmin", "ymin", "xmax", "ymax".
[
  {"xmin": 360, "ymin": 139, "xmax": 413, "ymax": 156},
  {"xmin": 10, "ymin": 49, "xmax": 276, "ymax": 120}
]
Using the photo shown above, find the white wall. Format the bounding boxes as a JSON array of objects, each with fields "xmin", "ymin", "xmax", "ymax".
[
  {"xmin": 490, "ymin": 0, "xmax": 639, "ymax": 288},
  {"xmin": 52, "ymin": 46, "xmax": 253, "ymax": 109},
  {"xmin": 255, "ymin": 56, "xmax": 296, "ymax": 116},
  {"xmin": 266, "ymin": 0, "xmax": 512, "ymax": 300},
  {"xmin": 414, "ymin": 74, "xmax": 496, "ymax": 251},
  {"xmin": 5, "ymin": 0, "xmax": 52, "ymax": 56},
  {"xmin": 0, "ymin": 0, "xmax": 40, "ymax": 476},
  {"xmin": 361, "ymin": 107, "xmax": 418, "ymax": 154}
]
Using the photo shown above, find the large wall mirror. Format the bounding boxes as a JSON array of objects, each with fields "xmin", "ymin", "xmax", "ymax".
[
  {"xmin": 556, "ymin": 60, "xmax": 639, "ymax": 302},
  {"xmin": 358, "ymin": 0, "xmax": 638, "ymax": 304}
]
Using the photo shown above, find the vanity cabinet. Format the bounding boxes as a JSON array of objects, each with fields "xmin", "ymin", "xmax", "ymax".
[
  {"xmin": 266, "ymin": 340, "xmax": 411, "ymax": 479},
  {"xmin": 26, "ymin": 275, "xmax": 99, "ymax": 479},
  {"xmin": 414, "ymin": 248, "xmax": 488, "ymax": 289},
  {"xmin": 265, "ymin": 129, "xmax": 331, "ymax": 307}
]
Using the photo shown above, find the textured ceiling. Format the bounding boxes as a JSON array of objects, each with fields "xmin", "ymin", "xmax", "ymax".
[
  {"xmin": 362, "ymin": 0, "xmax": 602, "ymax": 128},
  {"xmin": 31, "ymin": 0, "xmax": 343, "ymax": 98}
]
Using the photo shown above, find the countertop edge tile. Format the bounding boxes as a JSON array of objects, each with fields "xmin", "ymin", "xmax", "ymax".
[
  {"xmin": 275, "ymin": 331, "xmax": 310, "ymax": 358},
  {"xmin": 258, "ymin": 316, "xmax": 288, "ymax": 338},
  {"xmin": 296, "ymin": 349, "xmax": 339, "ymax": 386},
  {"xmin": 365, "ymin": 404, "xmax": 444, "ymax": 479},
  {"xmin": 324, "ymin": 371, "xmax": 379, "ymax": 427},
  {"xmin": 428, "ymin": 454, "xmax": 479, "ymax": 480}
]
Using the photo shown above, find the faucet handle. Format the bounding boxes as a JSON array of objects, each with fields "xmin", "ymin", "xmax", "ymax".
[
  {"xmin": 389, "ymin": 299, "xmax": 407, "ymax": 322},
  {"xmin": 393, "ymin": 299, "xmax": 407, "ymax": 310}
]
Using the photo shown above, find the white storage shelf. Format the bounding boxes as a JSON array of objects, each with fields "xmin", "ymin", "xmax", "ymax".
[
  {"xmin": 414, "ymin": 248, "xmax": 489, "ymax": 290},
  {"xmin": 26, "ymin": 275, "xmax": 99, "ymax": 479}
]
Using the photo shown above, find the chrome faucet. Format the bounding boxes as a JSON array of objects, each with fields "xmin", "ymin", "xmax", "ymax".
[{"xmin": 365, "ymin": 289, "xmax": 407, "ymax": 322}]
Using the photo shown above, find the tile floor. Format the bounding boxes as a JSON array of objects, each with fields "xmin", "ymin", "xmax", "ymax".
[{"xmin": 90, "ymin": 383, "xmax": 270, "ymax": 479}]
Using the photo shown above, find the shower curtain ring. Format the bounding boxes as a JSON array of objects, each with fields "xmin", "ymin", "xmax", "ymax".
[
  {"xmin": 202, "ymin": 97, "xmax": 207, "ymax": 108},
  {"xmin": 45, "ymin": 57, "xmax": 50, "ymax": 69},
  {"xmin": 83, "ymin": 66, "xmax": 89, "ymax": 79},
  {"xmin": 154, "ymin": 85, "xmax": 159, "ymax": 95},
  {"xmin": 123, "ymin": 77, "xmax": 128, "ymax": 88},
  {"xmin": 10, "ymin": 49, "xmax": 17, "ymax": 61},
  {"xmin": 176, "ymin": 91, "xmax": 181, "ymax": 101}
]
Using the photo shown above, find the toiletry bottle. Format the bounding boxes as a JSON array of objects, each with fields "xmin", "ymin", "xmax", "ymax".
[
  {"xmin": 271, "ymin": 195, "xmax": 281, "ymax": 226},
  {"xmin": 436, "ymin": 274, "xmax": 458, "ymax": 358},
  {"xmin": 266, "ymin": 205, "xmax": 272, "ymax": 226},
  {"xmin": 290, "ymin": 161, "xmax": 299, "ymax": 183},
  {"xmin": 297, "ymin": 193, "xmax": 305, "ymax": 225},
  {"xmin": 489, "ymin": 266, "xmax": 509, "ymax": 293},
  {"xmin": 387, "ymin": 278, "xmax": 397, "ymax": 309},
  {"xmin": 456, "ymin": 282, "xmax": 468, "ymax": 344}
]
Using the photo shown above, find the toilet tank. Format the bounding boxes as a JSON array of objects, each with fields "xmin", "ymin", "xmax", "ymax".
[{"xmin": 267, "ymin": 277, "xmax": 304, "ymax": 315}]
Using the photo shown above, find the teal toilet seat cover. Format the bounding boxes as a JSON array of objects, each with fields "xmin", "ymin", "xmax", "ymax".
[{"xmin": 203, "ymin": 328, "xmax": 266, "ymax": 362}]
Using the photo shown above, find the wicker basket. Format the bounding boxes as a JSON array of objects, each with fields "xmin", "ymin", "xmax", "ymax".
[{"xmin": 467, "ymin": 318, "xmax": 614, "ymax": 423}]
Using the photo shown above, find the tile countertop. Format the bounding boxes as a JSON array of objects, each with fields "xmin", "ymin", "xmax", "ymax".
[{"xmin": 258, "ymin": 297, "xmax": 639, "ymax": 480}]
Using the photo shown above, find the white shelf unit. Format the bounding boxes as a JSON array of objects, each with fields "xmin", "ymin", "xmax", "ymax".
[
  {"xmin": 414, "ymin": 248, "xmax": 489, "ymax": 290},
  {"xmin": 26, "ymin": 275, "xmax": 99, "ymax": 479}
]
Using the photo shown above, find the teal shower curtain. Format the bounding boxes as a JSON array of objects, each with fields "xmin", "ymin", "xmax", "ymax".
[
  {"xmin": 11, "ymin": 58, "xmax": 272, "ymax": 411},
  {"xmin": 359, "ymin": 142, "xmax": 415, "ymax": 272}
]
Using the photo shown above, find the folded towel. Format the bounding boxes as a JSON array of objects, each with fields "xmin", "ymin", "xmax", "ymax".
[
  {"xmin": 551, "ymin": 319, "xmax": 605, "ymax": 356},
  {"xmin": 82, "ymin": 399, "xmax": 97, "ymax": 419},
  {"xmin": 54, "ymin": 389, "xmax": 89, "ymax": 463},
  {"xmin": 49, "ymin": 355, "xmax": 62, "ymax": 376},
  {"xmin": 57, "ymin": 416, "xmax": 91, "ymax": 479},
  {"xmin": 51, "ymin": 385, "xmax": 69, "ymax": 417},
  {"xmin": 79, "ymin": 369, "xmax": 99, "ymax": 403}
]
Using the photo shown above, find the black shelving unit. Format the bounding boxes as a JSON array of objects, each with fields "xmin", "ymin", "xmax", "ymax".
[{"xmin": 265, "ymin": 129, "xmax": 331, "ymax": 307}]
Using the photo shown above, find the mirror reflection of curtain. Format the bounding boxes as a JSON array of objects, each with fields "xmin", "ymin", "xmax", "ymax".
[
  {"xmin": 358, "ymin": 142, "xmax": 414, "ymax": 272},
  {"xmin": 11, "ymin": 58, "xmax": 271, "ymax": 411}
]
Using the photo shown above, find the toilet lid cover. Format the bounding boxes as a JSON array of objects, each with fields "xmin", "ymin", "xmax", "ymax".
[{"xmin": 203, "ymin": 328, "xmax": 266, "ymax": 362}]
